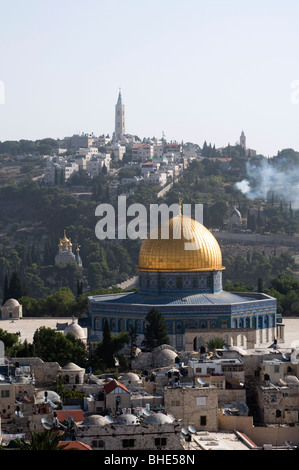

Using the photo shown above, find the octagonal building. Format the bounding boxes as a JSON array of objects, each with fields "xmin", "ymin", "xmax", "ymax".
[{"xmin": 88, "ymin": 213, "xmax": 278, "ymax": 351}]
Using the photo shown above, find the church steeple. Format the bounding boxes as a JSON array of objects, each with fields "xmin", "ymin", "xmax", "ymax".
[
  {"xmin": 117, "ymin": 88, "xmax": 122, "ymax": 105},
  {"xmin": 114, "ymin": 88, "xmax": 125, "ymax": 141},
  {"xmin": 240, "ymin": 130, "xmax": 246, "ymax": 150}
]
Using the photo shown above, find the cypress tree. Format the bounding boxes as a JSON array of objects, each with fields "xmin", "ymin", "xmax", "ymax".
[
  {"xmin": 2, "ymin": 274, "xmax": 9, "ymax": 305},
  {"xmin": 8, "ymin": 271, "xmax": 23, "ymax": 300},
  {"xmin": 102, "ymin": 319, "xmax": 114, "ymax": 368},
  {"xmin": 143, "ymin": 308, "xmax": 170, "ymax": 351}
]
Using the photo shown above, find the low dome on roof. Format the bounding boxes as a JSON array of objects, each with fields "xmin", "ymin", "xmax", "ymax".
[
  {"xmin": 120, "ymin": 372, "xmax": 141, "ymax": 383},
  {"xmin": 283, "ymin": 375, "xmax": 299, "ymax": 384},
  {"xmin": 3, "ymin": 298, "xmax": 20, "ymax": 307},
  {"xmin": 64, "ymin": 317, "xmax": 86, "ymax": 339},
  {"xmin": 116, "ymin": 414, "xmax": 139, "ymax": 425},
  {"xmin": 61, "ymin": 362, "xmax": 83, "ymax": 371},
  {"xmin": 82, "ymin": 415, "xmax": 109, "ymax": 426},
  {"xmin": 154, "ymin": 348, "xmax": 178, "ymax": 367},
  {"xmin": 144, "ymin": 412, "xmax": 174, "ymax": 425}
]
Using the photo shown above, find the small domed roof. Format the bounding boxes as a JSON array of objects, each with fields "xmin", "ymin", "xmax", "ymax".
[
  {"xmin": 61, "ymin": 362, "xmax": 83, "ymax": 371},
  {"xmin": 144, "ymin": 412, "xmax": 174, "ymax": 425},
  {"xmin": 3, "ymin": 298, "xmax": 20, "ymax": 307},
  {"xmin": 82, "ymin": 415, "xmax": 109, "ymax": 426},
  {"xmin": 120, "ymin": 372, "xmax": 141, "ymax": 383},
  {"xmin": 116, "ymin": 414, "xmax": 139, "ymax": 425},
  {"xmin": 154, "ymin": 347, "xmax": 178, "ymax": 367},
  {"xmin": 64, "ymin": 317, "xmax": 86, "ymax": 339},
  {"xmin": 283, "ymin": 375, "xmax": 299, "ymax": 384}
]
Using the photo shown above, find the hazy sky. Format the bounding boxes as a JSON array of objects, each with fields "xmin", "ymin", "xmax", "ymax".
[{"xmin": 1, "ymin": 0, "xmax": 299, "ymax": 156}]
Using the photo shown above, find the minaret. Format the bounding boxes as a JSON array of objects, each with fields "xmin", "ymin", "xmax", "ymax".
[
  {"xmin": 240, "ymin": 130, "xmax": 246, "ymax": 150},
  {"xmin": 114, "ymin": 89, "xmax": 125, "ymax": 141}
]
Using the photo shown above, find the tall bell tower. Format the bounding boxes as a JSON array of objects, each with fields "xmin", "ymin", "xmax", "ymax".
[
  {"xmin": 240, "ymin": 130, "xmax": 246, "ymax": 150},
  {"xmin": 114, "ymin": 89, "xmax": 125, "ymax": 141}
]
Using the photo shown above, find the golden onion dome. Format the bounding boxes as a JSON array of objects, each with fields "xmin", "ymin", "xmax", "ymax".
[
  {"xmin": 59, "ymin": 230, "xmax": 72, "ymax": 247},
  {"xmin": 138, "ymin": 214, "xmax": 224, "ymax": 272}
]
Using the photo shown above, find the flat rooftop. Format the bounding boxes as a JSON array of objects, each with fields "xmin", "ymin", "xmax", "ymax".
[
  {"xmin": 88, "ymin": 290, "xmax": 274, "ymax": 306},
  {"xmin": 186, "ymin": 431, "xmax": 256, "ymax": 450},
  {"xmin": 0, "ymin": 317, "xmax": 87, "ymax": 343}
]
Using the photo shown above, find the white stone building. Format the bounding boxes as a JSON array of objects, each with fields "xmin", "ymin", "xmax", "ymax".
[{"xmin": 0, "ymin": 299, "xmax": 22, "ymax": 320}]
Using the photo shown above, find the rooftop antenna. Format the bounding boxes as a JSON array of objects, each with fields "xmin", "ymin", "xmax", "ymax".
[{"xmin": 142, "ymin": 408, "xmax": 151, "ymax": 417}]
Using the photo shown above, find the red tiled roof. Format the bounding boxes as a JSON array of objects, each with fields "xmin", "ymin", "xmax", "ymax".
[
  {"xmin": 132, "ymin": 144, "xmax": 150, "ymax": 149},
  {"xmin": 103, "ymin": 379, "xmax": 129, "ymax": 394},
  {"xmin": 59, "ymin": 441, "xmax": 92, "ymax": 451},
  {"xmin": 56, "ymin": 409, "xmax": 84, "ymax": 423}
]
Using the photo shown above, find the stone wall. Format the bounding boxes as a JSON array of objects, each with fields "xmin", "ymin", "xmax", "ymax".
[
  {"xmin": 12, "ymin": 357, "xmax": 61, "ymax": 387},
  {"xmin": 164, "ymin": 385, "xmax": 218, "ymax": 430},
  {"xmin": 218, "ymin": 414, "xmax": 299, "ymax": 446}
]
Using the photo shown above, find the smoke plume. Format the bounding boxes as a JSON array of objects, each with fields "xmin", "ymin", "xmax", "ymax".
[{"xmin": 235, "ymin": 158, "xmax": 299, "ymax": 208}]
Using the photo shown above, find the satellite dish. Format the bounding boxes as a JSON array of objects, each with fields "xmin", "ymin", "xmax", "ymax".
[
  {"xmin": 142, "ymin": 408, "xmax": 151, "ymax": 417},
  {"xmin": 47, "ymin": 400, "xmax": 57, "ymax": 409},
  {"xmin": 291, "ymin": 349, "xmax": 299, "ymax": 364},
  {"xmin": 181, "ymin": 427, "xmax": 188, "ymax": 435},
  {"xmin": 104, "ymin": 415, "xmax": 114, "ymax": 424},
  {"xmin": 285, "ymin": 440, "xmax": 297, "ymax": 449},
  {"xmin": 0, "ymin": 374, "xmax": 5, "ymax": 381},
  {"xmin": 188, "ymin": 425, "xmax": 196, "ymax": 434},
  {"xmin": 197, "ymin": 377, "xmax": 206, "ymax": 386},
  {"xmin": 15, "ymin": 397, "xmax": 22, "ymax": 405},
  {"xmin": 41, "ymin": 417, "xmax": 52, "ymax": 430},
  {"xmin": 15, "ymin": 410, "xmax": 24, "ymax": 418}
]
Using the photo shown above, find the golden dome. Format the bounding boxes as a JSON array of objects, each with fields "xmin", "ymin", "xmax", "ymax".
[
  {"xmin": 138, "ymin": 214, "xmax": 224, "ymax": 272},
  {"xmin": 59, "ymin": 230, "xmax": 72, "ymax": 247}
]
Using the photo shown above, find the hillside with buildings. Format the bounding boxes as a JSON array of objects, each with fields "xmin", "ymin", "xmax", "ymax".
[{"xmin": 1, "ymin": 91, "xmax": 299, "ymax": 452}]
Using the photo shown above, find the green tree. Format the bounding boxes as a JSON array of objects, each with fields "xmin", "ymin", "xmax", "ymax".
[
  {"xmin": 15, "ymin": 429, "xmax": 67, "ymax": 450},
  {"xmin": 143, "ymin": 308, "xmax": 170, "ymax": 351},
  {"xmin": 206, "ymin": 337, "xmax": 228, "ymax": 351},
  {"xmin": 32, "ymin": 326, "xmax": 87, "ymax": 367},
  {"xmin": 7, "ymin": 271, "xmax": 23, "ymax": 300},
  {"xmin": 257, "ymin": 277, "xmax": 265, "ymax": 293},
  {"xmin": 102, "ymin": 319, "xmax": 114, "ymax": 368},
  {"xmin": 270, "ymin": 273, "xmax": 299, "ymax": 295},
  {"xmin": 39, "ymin": 287, "xmax": 76, "ymax": 317},
  {"xmin": 90, "ymin": 320, "xmax": 130, "ymax": 371},
  {"xmin": 2, "ymin": 274, "xmax": 9, "ymax": 305},
  {"xmin": 19, "ymin": 296, "xmax": 40, "ymax": 316},
  {"xmin": 0, "ymin": 328, "xmax": 19, "ymax": 351},
  {"xmin": 129, "ymin": 326, "xmax": 138, "ymax": 368}
]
